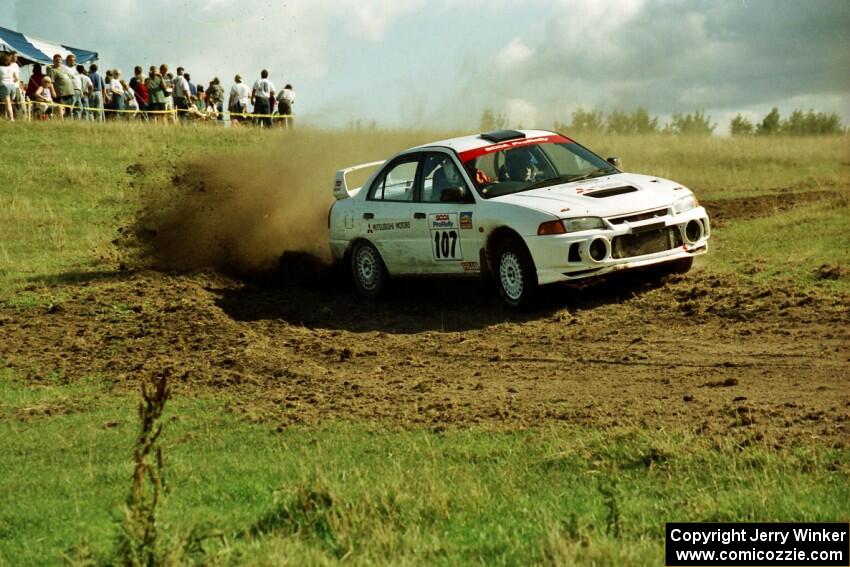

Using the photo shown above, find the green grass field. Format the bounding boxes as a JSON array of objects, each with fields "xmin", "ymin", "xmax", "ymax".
[
  {"xmin": 0, "ymin": 123, "xmax": 848, "ymax": 565},
  {"xmin": 2, "ymin": 373, "xmax": 848, "ymax": 565}
]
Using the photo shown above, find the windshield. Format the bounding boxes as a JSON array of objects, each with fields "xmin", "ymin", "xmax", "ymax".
[{"xmin": 461, "ymin": 136, "xmax": 618, "ymax": 198}]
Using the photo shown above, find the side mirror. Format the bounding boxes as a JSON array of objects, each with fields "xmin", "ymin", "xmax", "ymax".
[
  {"xmin": 440, "ymin": 186, "xmax": 468, "ymax": 203},
  {"xmin": 607, "ymin": 156, "xmax": 621, "ymax": 169}
]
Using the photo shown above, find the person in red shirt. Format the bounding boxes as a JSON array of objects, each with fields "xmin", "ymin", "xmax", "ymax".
[
  {"xmin": 129, "ymin": 65, "xmax": 149, "ymax": 116},
  {"xmin": 26, "ymin": 63, "xmax": 46, "ymax": 101}
]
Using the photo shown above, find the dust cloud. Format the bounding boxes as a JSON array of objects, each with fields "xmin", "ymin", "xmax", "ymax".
[{"xmin": 132, "ymin": 129, "xmax": 446, "ymax": 277}]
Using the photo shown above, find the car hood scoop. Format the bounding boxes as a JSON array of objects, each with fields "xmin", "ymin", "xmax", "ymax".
[{"xmin": 583, "ymin": 186, "xmax": 638, "ymax": 198}]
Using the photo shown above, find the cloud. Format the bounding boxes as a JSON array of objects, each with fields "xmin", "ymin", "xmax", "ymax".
[
  {"xmin": 504, "ymin": 98, "xmax": 538, "ymax": 127},
  {"xmin": 497, "ymin": 38, "xmax": 534, "ymax": 71},
  {"xmin": 5, "ymin": 0, "xmax": 849, "ymax": 130},
  {"xmin": 439, "ymin": 0, "xmax": 850, "ymax": 129},
  {"xmin": 341, "ymin": 0, "xmax": 424, "ymax": 42}
]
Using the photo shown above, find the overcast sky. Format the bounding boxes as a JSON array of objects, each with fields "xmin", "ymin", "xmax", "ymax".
[{"xmin": 2, "ymin": 0, "xmax": 848, "ymax": 131}]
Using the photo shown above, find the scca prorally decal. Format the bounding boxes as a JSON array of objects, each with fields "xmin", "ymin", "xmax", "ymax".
[
  {"xmin": 431, "ymin": 213, "xmax": 456, "ymax": 229},
  {"xmin": 459, "ymin": 135, "xmax": 572, "ymax": 162}
]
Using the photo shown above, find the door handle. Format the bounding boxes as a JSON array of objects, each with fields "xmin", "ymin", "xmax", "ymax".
[
  {"xmin": 363, "ymin": 213, "xmax": 374, "ymax": 219},
  {"xmin": 413, "ymin": 212, "xmax": 426, "ymax": 219}
]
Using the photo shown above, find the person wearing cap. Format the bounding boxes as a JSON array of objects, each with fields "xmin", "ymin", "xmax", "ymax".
[
  {"xmin": 228, "ymin": 74, "xmax": 251, "ymax": 125},
  {"xmin": 32, "ymin": 76, "xmax": 57, "ymax": 119}
]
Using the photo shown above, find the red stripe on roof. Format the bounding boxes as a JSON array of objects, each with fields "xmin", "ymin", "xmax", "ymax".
[{"xmin": 459, "ymin": 135, "xmax": 572, "ymax": 162}]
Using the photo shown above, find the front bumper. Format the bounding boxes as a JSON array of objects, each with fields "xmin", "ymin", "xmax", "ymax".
[{"xmin": 526, "ymin": 206, "xmax": 710, "ymax": 285}]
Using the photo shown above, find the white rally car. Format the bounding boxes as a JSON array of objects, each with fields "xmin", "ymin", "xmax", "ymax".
[{"xmin": 329, "ymin": 129, "xmax": 709, "ymax": 308}]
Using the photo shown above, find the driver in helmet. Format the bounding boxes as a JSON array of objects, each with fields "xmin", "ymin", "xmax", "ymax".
[{"xmin": 504, "ymin": 149, "xmax": 536, "ymax": 182}]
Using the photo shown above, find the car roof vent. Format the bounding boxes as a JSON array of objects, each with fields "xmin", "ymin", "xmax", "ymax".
[{"xmin": 480, "ymin": 130, "xmax": 526, "ymax": 143}]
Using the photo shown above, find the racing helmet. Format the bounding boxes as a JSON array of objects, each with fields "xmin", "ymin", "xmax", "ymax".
[{"xmin": 505, "ymin": 149, "xmax": 534, "ymax": 181}]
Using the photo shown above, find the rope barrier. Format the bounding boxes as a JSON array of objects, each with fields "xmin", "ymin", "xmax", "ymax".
[{"xmin": 20, "ymin": 99, "xmax": 293, "ymax": 119}]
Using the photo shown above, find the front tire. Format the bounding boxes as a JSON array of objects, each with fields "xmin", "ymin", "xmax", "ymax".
[
  {"xmin": 350, "ymin": 240, "xmax": 388, "ymax": 298},
  {"xmin": 494, "ymin": 238, "xmax": 538, "ymax": 309}
]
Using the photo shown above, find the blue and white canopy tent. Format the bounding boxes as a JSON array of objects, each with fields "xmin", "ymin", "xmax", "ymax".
[{"xmin": 0, "ymin": 25, "xmax": 98, "ymax": 66}]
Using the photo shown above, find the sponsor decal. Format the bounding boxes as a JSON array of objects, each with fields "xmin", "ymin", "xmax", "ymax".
[
  {"xmin": 459, "ymin": 212, "xmax": 473, "ymax": 229},
  {"xmin": 461, "ymin": 261, "xmax": 479, "ymax": 272},
  {"xmin": 430, "ymin": 212, "xmax": 456, "ymax": 229},
  {"xmin": 459, "ymin": 134, "xmax": 572, "ymax": 162},
  {"xmin": 367, "ymin": 221, "xmax": 411, "ymax": 232},
  {"xmin": 367, "ymin": 223, "xmax": 373, "ymax": 234}
]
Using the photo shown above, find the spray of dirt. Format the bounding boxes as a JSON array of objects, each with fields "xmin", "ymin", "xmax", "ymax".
[{"xmin": 130, "ymin": 129, "xmax": 445, "ymax": 278}]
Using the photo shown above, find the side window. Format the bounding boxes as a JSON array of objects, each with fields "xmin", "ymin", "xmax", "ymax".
[
  {"xmin": 421, "ymin": 154, "xmax": 465, "ymax": 202},
  {"xmin": 368, "ymin": 158, "xmax": 418, "ymax": 202}
]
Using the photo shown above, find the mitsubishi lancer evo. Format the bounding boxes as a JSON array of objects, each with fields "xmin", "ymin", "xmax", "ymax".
[{"xmin": 329, "ymin": 129, "xmax": 709, "ymax": 308}]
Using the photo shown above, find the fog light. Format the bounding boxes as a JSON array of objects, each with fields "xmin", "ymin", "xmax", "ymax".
[
  {"xmin": 684, "ymin": 219, "xmax": 703, "ymax": 243},
  {"xmin": 588, "ymin": 237, "xmax": 609, "ymax": 262}
]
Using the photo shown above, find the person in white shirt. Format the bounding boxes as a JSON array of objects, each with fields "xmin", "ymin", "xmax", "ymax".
[
  {"xmin": 122, "ymin": 81, "xmax": 139, "ymax": 109},
  {"xmin": 228, "ymin": 74, "xmax": 251, "ymax": 125},
  {"xmin": 8, "ymin": 52, "xmax": 24, "ymax": 119},
  {"xmin": 251, "ymin": 70, "xmax": 275, "ymax": 127},
  {"xmin": 276, "ymin": 83, "xmax": 295, "ymax": 129},
  {"xmin": 0, "ymin": 52, "xmax": 17, "ymax": 121},
  {"xmin": 108, "ymin": 69, "xmax": 125, "ymax": 119},
  {"xmin": 65, "ymin": 54, "xmax": 83, "ymax": 119},
  {"xmin": 173, "ymin": 66, "xmax": 192, "ymax": 122}
]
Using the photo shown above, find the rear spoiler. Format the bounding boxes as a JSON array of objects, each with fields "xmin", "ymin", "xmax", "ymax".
[{"xmin": 333, "ymin": 160, "xmax": 385, "ymax": 200}]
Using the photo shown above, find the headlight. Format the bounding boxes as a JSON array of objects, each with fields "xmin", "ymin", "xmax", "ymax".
[
  {"xmin": 672, "ymin": 194, "xmax": 698, "ymax": 214},
  {"xmin": 562, "ymin": 217, "xmax": 605, "ymax": 232}
]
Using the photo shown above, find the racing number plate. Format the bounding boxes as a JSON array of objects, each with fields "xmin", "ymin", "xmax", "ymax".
[{"xmin": 430, "ymin": 213, "xmax": 462, "ymax": 261}]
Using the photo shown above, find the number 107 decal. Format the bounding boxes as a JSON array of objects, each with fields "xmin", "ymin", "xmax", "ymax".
[{"xmin": 432, "ymin": 230, "xmax": 462, "ymax": 260}]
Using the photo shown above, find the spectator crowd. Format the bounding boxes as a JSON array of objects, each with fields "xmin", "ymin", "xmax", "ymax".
[{"xmin": 0, "ymin": 51, "xmax": 296, "ymax": 127}]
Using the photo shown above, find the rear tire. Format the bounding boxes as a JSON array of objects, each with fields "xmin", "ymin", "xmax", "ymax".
[
  {"xmin": 494, "ymin": 237, "xmax": 538, "ymax": 309},
  {"xmin": 350, "ymin": 240, "xmax": 388, "ymax": 298}
]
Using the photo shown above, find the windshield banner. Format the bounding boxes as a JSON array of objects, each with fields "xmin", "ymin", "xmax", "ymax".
[{"xmin": 459, "ymin": 135, "xmax": 572, "ymax": 162}]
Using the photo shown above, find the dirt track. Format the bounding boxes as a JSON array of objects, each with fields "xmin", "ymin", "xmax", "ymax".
[
  {"xmin": 1, "ymin": 266, "xmax": 847, "ymax": 448},
  {"xmin": 1, "ymin": 192, "xmax": 848, "ymax": 446}
]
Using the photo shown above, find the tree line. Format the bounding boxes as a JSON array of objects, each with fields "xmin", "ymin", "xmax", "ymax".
[{"xmin": 479, "ymin": 107, "xmax": 846, "ymax": 136}]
